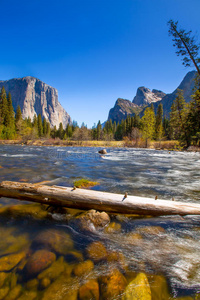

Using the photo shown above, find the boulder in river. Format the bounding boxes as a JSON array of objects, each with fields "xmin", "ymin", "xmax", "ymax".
[
  {"xmin": 79, "ymin": 279, "xmax": 99, "ymax": 300},
  {"xmin": 33, "ymin": 229, "xmax": 74, "ymax": 255},
  {"xmin": 0, "ymin": 251, "xmax": 26, "ymax": 272},
  {"xmin": 76, "ymin": 209, "xmax": 110, "ymax": 232},
  {"xmin": 73, "ymin": 260, "xmax": 94, "ymax": 277},
  {"xmin": 25, "ymin": 250, "xmax": 56, "ymax": 277},
  {"xmin": 98, "ymin": 149, "xmax": 107, "ymax": 155},
  {"xmin": 122, "ymin": 272, "xmax": 151, "ymax": 300},
  {"xmin": 100, "ymin": 268, "xmax": 127, "ymax": 299},
  {"xmin": 86, "ymin": 241, "xmax": 107, "ymax": 263}
]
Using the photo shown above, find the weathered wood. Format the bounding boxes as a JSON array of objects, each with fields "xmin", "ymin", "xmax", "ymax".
[{"xmin": 0, "ymin": 181, "xmax": 200, "ymax": 216}]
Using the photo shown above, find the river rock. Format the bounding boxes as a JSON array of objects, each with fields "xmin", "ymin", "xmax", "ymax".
[
  {"xmin": 0, "ymin": 286, "xmax": 9, "ymax": 300},
  {"xmin": 41, "ymin": 275, "xmax": 79, "ymax": 300},
  {"xmin": 25, "ymin": 249, "xmax": 56, "ymax": 277},
  {"xmin": 122, "ymin": 272, "xmax": 151, "ymax": 300},
  {"xmin": 40, "ymin": 277, "xmax": 51, "ymax": 289},
  {"xmin": 98, "ymin": 149, "xmax": 107, "ymax": 154},
  {"xmin": 7, "ymin": 204, "xmax": 48, "ymax": 219},
  {"xmin": 100, "ymin": 268, "xmax": 127, "ymax": 299},
  {"xmin": 0, "ymin": 272, "xmax": 9, "ymax": 288},
  {"xmin": 26, "ymin": 279, "xmax": 39, "ymax": 290},
  {"xmin": 104, "ymin": 222, "xmax": 121, "ymax": 234},
  {"xmin": 73, "ymin": 260, "xmax": 94, "ymax": 277},
  {"xmin": 137, "ymin": 226, "xmax": 165, "ymax": 237},
  {"xmin": 149, "ymin": 274, "xmax": 170, "ymax": 300},
  {"xmin": 33, "ymin": 229, "xmax": 74, "ymax": 255},
  {"xmin": 4, "ymin": 284, "xmax": 22, "ymax": 300},
  {"xmin": 86, "ymin": 241, "xmax": 107, "ymax": 263},
  {"xmin": 0, "ymin": 251, "xmax": 26, "ymax": 272},
  {"xmin": 76, "ymin": 210, "xmax": 110, "ymax": 232},
  {"xmin": 79, "ymin": 279, "xmax": 99, "ymax": 300},
  {"xmin": 38, "ymin": 256, "xmax": 65, "ymax": 281},
  {"xmin": 17, "ymin": 290, "xmax": 38, "ymax": 300}
]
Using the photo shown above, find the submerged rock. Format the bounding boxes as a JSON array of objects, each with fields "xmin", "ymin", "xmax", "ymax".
[
  {"xmin": 7, "ymin": 204, "xmax": 48, "ymax": 219},
  {"xmin": 0, "ymin": 251, "xmax": 26, "ymax": 272},
  {"xmin": 86, "ymin": 241, "xmax": 107, "ymax": 263},
  {"xmin": 41, "ymin": 275, "xmax": 79, "ymax": 300},
  {"xmin": 136, "ymin": 226, "xmax": 165, "ymax": 237},
  {"xmin": 79, "ymin": 279, "xmax": 99, "ymax": 300},
  {"xmin": 25, "ymin": 250, "xmax": 56, "ymax": 277},
  {"xmin": 33, "ymin": 229, "xmax": 74, "ymax": 255},
  {"xmin": 26, "ymin": 279, "xmax": 39, "ymax": 291},
  {"xmin": 4, "ymin": 284, "xmax": 22, "ymax": 300},
  {"xmin": 38, "ymin": 256, "xmax": 66, "ymax": 281},
  {"xmin": 0, "ymin": 272, "xmax": 9, "ymax": 288},
  {"xmin": 73, "ymin": 260, "xmax": 94, "ymax": 277},
  {"xmin": 122, "ymin": 272, "xmax": 151, "ymax": 300},
  {"xmin": 149, "ymin": 275, "xmax": 170, "ymax": 300},
  {"xmin": 76, "ymin": 210, "xmax": 110, "ymax": 232},
  {"xmin": 104, "ymin": 222, "xmax": 121, "ymax": 234},
  {"xmin": 100, "ymin": 268, "xmax": 127, "ymax": 299},
  {"xmin": 17, "ymin": 290, "xmax": 38, "ymax": 300},
  {"xmin": 0, "ymin": 286, "xmax": 9, "ymax": 300}
]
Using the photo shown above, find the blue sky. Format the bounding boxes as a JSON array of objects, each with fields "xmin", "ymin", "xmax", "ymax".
[{"xmin": 0, "ymin": 0, "xmax": 200, "ymax": 127}]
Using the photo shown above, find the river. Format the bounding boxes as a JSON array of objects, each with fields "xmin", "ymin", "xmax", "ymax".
[{"xmin": 0, "ymin": 145, "xmax": 200, "ymax": 299}]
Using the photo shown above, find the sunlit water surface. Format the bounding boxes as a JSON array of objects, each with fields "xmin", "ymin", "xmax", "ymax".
[{"xmin": 0, "ymin": 145, "xmax": 200, "ymax": 299}]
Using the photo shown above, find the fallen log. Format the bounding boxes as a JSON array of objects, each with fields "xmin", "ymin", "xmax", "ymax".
[{"xmin": 0, "ymin": 181, "xmax": 200, "ymax": 216}]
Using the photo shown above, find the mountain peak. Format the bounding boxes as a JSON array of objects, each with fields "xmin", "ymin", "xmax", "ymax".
[{"xmin": 132, "ymin": 87, "xmax": 166, "ymax": 106}]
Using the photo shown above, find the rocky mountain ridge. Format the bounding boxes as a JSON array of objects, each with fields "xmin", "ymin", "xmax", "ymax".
[
  {"xmin": 107, "ymin": 71, "xmax": 197, "ymax": 123},
  {"xmin": 0, "ymin": 76, "xmax": 72, "ymax": 128}
]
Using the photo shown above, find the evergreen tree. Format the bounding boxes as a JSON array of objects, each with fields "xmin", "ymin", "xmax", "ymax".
[
  {"xmin": 187, "ymin": 89, "xmax": 200, "ymax": 146},
  {"xmin": 15, "ymin": 105, "xmax": 23, "ymax": 134},
  {"xmin": 37, "ymin": 114, "xmax": 43, "ymax": 137},
  {"xmin": 5, "ymin": 92, "xmax": 15, "ymax": 139},
  {"xmin": 46, "ymin": 122, "xmax": 51, "ymax": 138},
  {"xmin": 43, "ymin": 117, "xmax": 47, "ymax": 136},
  {"xmin": 58, "ymin": 122, "xmax": 64, "ymax": 139},
  {"xmin": 155, "ymin": 104, "xmax": 163, "ymax": 141},
  {"xmin": 141, "ymin": 107, "xmax": 156, "ymax": 147},
  {"xmin": 169, "ymin": 89, "xmax": 189, "ymax": 146},
  {"xmin": 66, "ymin": 124, "xmax": 73, "ymax": 138},
  {"xmin": 96, "ymin": 120, "xmax": 102, "ymax": 140},
  {"xmin": 0, "ymin": 87, "xmax": 8, "ymax": 126},
  {"xmin": 168, "ymin": 20, "xmax": 200, "ymax": 76}
]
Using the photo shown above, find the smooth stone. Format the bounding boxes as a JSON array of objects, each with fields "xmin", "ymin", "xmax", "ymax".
[
  {"xmin": 0, "ymin": 251, "xmax": 26, "ymax": 272},
  {"xmin": 122, "ymin": 273, "xmax": 151, "ymax": 300},
  {"xmin": 8, "ymin": 204, "xmax": 48, "ymax": 219},
  {"xmin": 0, "ymin": 286, "xmax": 9, "ymax": 300},
  {"xmin": 40, "ymin": 277, "xmax": 51, "ymax": 289},
  {"xmin": 38, "ymin": 256, "xmax": 65, "ymax": 281},
  {"xmin": 79, "ymin": 279, "xmax": 99, "ymax": 300},
  {"xmin": 73, "ymin": 260, "xmax": 94, "ymax": 277},
  {"xmin": 26, "ymin": 279, "xmax": 39, "ymax": 290},
  {"xmin": 86, "ymin": 241, "xmax": 107, "ymax": 263},
  {"xmin": 34, "ymin": 229, "xmax": 74, "ymax": 255},
  {"xmin": 41, "ymin": 275, "xmax": 79, "ymax": 300},
  {"xmin": 25, "ymin": 250, "xmax": 56, "ymax": 277},
  {"xmin": 137, "ymin": 226, "xmax": 165, "ymax": 236},
  {"xmin": 4, "ymin": 284, "xmax": 22, "ymax": 300},
  {"xmin": 100, "ymin": 269, "xmax": 127, "ymax": 299},
  {"xmin": 149, "ymin": 275, "xmax": 170, "ymax": 300},
  {"xmin": 0, "ymin": 272, "xmax": 9, "ymax": 288},
  {"xmin": 17, "ymin": 290, "xmax": 38, "ymax": 300}
]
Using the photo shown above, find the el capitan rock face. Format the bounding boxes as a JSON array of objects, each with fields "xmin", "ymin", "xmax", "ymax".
[{"xmin": 0, "ymin": 76, "xmax": 72, "ymax": 128}]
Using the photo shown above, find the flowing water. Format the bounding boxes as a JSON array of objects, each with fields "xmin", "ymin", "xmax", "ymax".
[{"xmin": 0, "ymin": 145, "xmax": 200, "ymax": 299}]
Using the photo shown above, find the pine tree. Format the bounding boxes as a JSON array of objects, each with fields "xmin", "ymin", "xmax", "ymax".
[
  {"xmin": 37, "ymin": 114, "xmax": 43, "ymax": 137},
  {"xmin": 58, "ymin": 122, "xmax": 64, "ymax": 139},
  {"xmin": 5, "ymin": 92, "xmax": 15, "ymax": 139},
  {"xmin": 0, "ymin": 87, "xmax": 8, "ymax": 126},
  {"xmin": 169, "ymin": 89, "xmax": 189, "ymax": 146},
  {"xmin": 15, "ymin": 105, "xmax": 23, "ymax": 135},
  {"xmin": 46, "ymin": 122, "xmax": 51, "ymax": 138},
  {"xmin": 168, "ymin": 20, "xmax": 200, "ymax": 76},
  {"xmin": 141, "ymin": 107, "xmax": 156, "ymax": 147},
  {"xmin": 43, "ymin": 118, "xmax": 47, "ymax": 136},
  {"xmin": 187, "ymin": 89, "xmax": 200, "ymax": 146},
  {"xmin": 96, "ymin": 120, "xmax": 102, "ymax": 140},
  {"xmin": 155, "ymin": 104, "xmax": 163, "ymax": 141}
]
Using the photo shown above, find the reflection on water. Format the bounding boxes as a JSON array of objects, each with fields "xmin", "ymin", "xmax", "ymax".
[{"xmin": 0, "ymin": 145, "xmax": 200, "ymax": 299}]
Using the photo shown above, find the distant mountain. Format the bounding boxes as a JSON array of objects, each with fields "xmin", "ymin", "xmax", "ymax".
[
  {"xmin": 152, "ymin": 71, "xmax": 197, "ymax": 117},
  {"xmin": 107, "ymin": 98, "xmax": 142, "ymax": 124},
  {"xmin": 133, "ymin": 87, "xmax": 166, "ymax": 106},
  {"xmin": 107, "ymin": 71, "xmax": 197, "ymax": 123},
  {"xmin": 0, "ymin": 76, "xmax": 72, "ymax": 128}
]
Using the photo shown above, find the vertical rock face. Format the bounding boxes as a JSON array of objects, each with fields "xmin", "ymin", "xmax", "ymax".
[
  {"xmin": 0, "ymin": 76, "xmax": 72, "ymax": 128},
  {"xmin": 132, "ymin": 87, "xmax": 166, "ymax": 106}
]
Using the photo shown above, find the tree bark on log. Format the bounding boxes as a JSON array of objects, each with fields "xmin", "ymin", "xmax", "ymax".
[{"xmin": 0, "ymin": 181, "xmax": 200, "ymax": 216}]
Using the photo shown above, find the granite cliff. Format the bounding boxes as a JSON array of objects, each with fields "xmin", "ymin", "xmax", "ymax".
[
  {"xmin": 0, "ymin": 76, "xmax": 72, "ymax": 128},
  {"xmin": 133, "ymin": 87, "xmax": 166, "ymax": 106}
]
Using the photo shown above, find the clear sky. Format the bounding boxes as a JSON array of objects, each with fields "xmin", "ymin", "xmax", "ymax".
[{"xmin": 0, "ymin": 0, "xmax": 200, "ymax": 127}]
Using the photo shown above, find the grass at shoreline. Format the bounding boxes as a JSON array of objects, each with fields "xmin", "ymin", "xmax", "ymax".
[{"xmin": 0, "ymin": 138, "xmax": 199, "ymax": 151}]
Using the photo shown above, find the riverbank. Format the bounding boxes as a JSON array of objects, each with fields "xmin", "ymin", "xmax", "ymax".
[{"xmin": 0, "ymin": 138, "xmax": 184, "ymax": 150}]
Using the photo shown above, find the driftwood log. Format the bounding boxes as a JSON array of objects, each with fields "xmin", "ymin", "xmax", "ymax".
[{"xmin": 0, "ymin": 181, "xmax": 200, "ymax": 216}]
